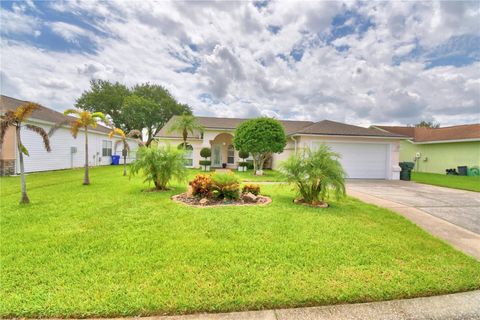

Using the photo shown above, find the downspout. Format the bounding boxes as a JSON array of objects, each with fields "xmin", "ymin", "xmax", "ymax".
[{"xmin": 290, "ymin": 135, "xmax": 298, "ymax": 154}]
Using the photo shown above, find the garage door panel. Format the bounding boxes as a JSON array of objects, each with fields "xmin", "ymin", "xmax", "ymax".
[{"xmin": 313, "ymin": 141, "xmax": 388, "ymax": 179}]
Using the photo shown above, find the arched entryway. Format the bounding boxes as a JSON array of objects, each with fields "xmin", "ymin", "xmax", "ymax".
[{"xmin": 210, "ymin": 133, "xmax": 235, "ymax": 168}]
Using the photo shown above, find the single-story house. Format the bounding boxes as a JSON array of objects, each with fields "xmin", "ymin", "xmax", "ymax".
[
  {"xmin": 156, "ymin": 116, "xmax": 406, "ymax": 180},
  {"xmin": 0, "ymin": 95, "xmax": 139, "ymax": 176},
  {"xmin": 373, "ymin": 124, "xmax": 480, "ymax": 174}
]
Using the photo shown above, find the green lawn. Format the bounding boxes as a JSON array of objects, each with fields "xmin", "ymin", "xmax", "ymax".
[
  {"xmin": 412, "ymin": 172, "xmax": 480, "ymax": 192},
  {"xmin": 1, "ymin": 167, "xmax": 479, "ymax": 318}
]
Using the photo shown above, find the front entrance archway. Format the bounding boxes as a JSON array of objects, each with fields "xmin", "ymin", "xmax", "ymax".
[{"xmin": 210, "ymin": 133, "xmax": 235, "ymax": 168}]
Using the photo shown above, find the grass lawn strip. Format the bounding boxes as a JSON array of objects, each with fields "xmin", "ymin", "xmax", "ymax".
[
  {"xmin": 412, "ymin": 172, "xmax": 480, "ymax": 192},
  {"xmin": 1, "ymin": 166, "xmax": 479, "ymax": 317}
]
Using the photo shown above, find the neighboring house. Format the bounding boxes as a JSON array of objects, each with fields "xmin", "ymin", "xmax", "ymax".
[
  {"xmin": 0, "ymin": 95, "xmax": 139, "ymax": 176},
  {"xmin": 374, "ymin": 124, "xmax": 480, "ymax": 174},
  {"xmin": 156, "ymin": 116, "xmax": 406, "ymax": 180}
]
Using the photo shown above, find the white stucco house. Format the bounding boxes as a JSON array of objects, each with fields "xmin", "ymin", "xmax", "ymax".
[
  {"xmin": 156, "ymin": 116, "xmax": 406, "ymax": 180},
  {"xmin": 0, "ymin": 95, "xmax": 139, "ymax": 176}
]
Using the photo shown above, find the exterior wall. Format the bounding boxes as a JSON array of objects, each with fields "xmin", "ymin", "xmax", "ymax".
[
  {"xmin": 156, "ymin": 138, "xmax": 203, "ymax": 168},
  {"xmin": 15, "ymin": 120, "xmax": 138, "ymax": 174},
  {"xmin": 400, "ymin": 140, "xmax": 480, "ymax": 174},
  {"xmin": 0, "ymin": 126, "xmax": 16, "ymax": 176}
]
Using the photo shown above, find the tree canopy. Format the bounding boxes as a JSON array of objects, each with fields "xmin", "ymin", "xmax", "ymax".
[
  {"xmin": 415, "ymin": 121, "xmax": 440, "ymax": 128},
  {"xmin": 233, "ymin": 117, "xmax": 286, "ymax": 174},
  {"xmin": 76, "ymin": 80, "xmax": 191, "ymax": 146}
]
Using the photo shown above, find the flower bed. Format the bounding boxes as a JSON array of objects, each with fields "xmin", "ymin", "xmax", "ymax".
[{"xmin": 172, "ymin": 172, "xmax": 271, "ymax": 207}]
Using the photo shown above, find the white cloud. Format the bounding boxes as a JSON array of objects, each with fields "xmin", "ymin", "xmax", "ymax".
[{"xmin": 0, "ymin": 0, "xmax": 479, "ymax": 127}]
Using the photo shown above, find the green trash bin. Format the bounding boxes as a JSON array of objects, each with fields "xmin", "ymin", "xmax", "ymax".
[{"xmin": 399, "ymin": 162, "xmax": 415, "ymax": 181}]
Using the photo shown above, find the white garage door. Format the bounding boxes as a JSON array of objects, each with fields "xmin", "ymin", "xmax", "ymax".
[{"xmin": 313, "ymin": 142, "xmax": 389, "ymax": 179}]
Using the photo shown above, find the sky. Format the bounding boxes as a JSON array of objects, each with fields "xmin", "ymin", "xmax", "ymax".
[{"xmin": 1, "ymin": 0, "xmax": 479, "ymax": 127}]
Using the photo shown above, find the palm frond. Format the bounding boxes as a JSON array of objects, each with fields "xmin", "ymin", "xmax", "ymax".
[
  {"xmin": 127, "ymin": 129, "xmax": 141, "ymax": 138},
  {"xmin": 64, "ymin": 109, "xmax": 81, "ymax": 116},
  {"xmin": 19, "ymin": 143, "xmax": 29, "ymax": 156},
  {"xmin": 14, "ymin": 103, "xmax": 40, "ymax": 121},
  {"xmin": 25, "ymin": 124, "xmax": 52, "ymax": 152},
  {"xmin": 70, "ymin": 121, "xmax": 82, "ymax": 138},
  {"xmin": 1, "ymin": 110, "xmax": 16, "ymax": 122},
  {"xmin": 48, "ymin": 120, "xmax": 70, "ymax": 137},
  {"xmin": 92, "ymin": 112, "xmax": 108, "ymax": 123},
  {"xmin": 109, "ymin": 128, "xmax": 125, "ymax": 139},
  {"xmin": 0, "ymin": 120, "xmax": 14, "ymax": 148}
]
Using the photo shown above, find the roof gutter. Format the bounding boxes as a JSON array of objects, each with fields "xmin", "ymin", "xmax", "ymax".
[
  {"xmin": 411, "ymin": 138, "xmax": 480, "ymax": 144},
  {"xmin": 290, "ymin": 133, "xmax": 406, "ymax": 140}
]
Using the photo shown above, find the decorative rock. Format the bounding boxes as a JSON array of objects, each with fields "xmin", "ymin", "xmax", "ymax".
[
  {"xmin": 243, "ymin": 192, "xmax": 258, "ymax": 203},
  {"xmin": 199, "ymin": 198, "xmax": 209, "ymax": 205}
]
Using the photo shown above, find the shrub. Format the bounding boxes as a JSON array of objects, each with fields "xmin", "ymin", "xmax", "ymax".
[
  {"xmin": 189, "ymin": 174, "xmax": 213, "ymax": 198},
  {"xmin": 233, "ymin": 117, "xmax": 286, "ymax": 175},
  {"xmin": 199, "ymin": 160, "xmax": 212, "ymax": 166},
  {"xmin": 238, "ymin": 150, "xmax": 249, "ymax": 160},
  {"xmin": 280, "ymin": 145, "xmax": 346, "ymax": 204},
  {"xmin": 130, "ymin": 146, "xmax": 187, "ymax": 190},
  {"xmin": 242, "ymin": 184, "xmax": 260, "ymax": 196},
  {"xmin": 238, "ymin": 161, "xmax": 248, "ymax": 167},
  {"xmin": 200, "ymin": 147, "xmax": 211, "ymax": 159},
  {"xmin": 211, "ymin": 172, "xmax": 240, "ymax": 200}
]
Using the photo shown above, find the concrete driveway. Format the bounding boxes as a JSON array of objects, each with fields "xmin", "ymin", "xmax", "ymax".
[{"xmin": 347, "ymin": 180, "xmax": 480, "ymax": 260}]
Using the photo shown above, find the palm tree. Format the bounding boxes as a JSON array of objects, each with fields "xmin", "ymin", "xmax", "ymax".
[
  {"xmin": 108, "ymin": 128, "xmax": 143, "ymax": 176},
  {"xmin": 63, "ymin": 108, "xmax": 108, "ymax": 185},
  {"xmin": 168, "ymin": 114, "xmax": 204, "ymax": 150},
  {"xmin": 0, "ymin": 103, "xmax": 51, "ymax": 204}
]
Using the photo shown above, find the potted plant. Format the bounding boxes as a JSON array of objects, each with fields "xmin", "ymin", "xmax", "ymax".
[
  {"xmin": 238, "ymin": 150, "xmax": 249, "ymax": 172},
  {"xmin": 200, "ymin": 147, "xmax": 211, "ymax": 171},
  {"xmin": 222, "ymin": 163, "xmax": 227, "ymax": 169}
]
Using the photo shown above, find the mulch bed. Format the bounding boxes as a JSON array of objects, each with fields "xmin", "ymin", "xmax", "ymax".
[
  {"xmin": 172, "ymin": 193, "xmax": 272, "ymax": 207},
  {"xmin": 293, "ymin": 199, "xmax": 329, "ymax": 208}
]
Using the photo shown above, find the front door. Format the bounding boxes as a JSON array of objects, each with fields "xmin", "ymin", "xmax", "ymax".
[{"xmin": 213, "ymin": 145, "xmax": 222, "ymax": 167}]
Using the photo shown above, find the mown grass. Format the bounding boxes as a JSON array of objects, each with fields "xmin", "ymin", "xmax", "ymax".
[
  {"xmin": 1, "ymin": 166, "xmax": 479, "ymax": 318},
  {"xmin": 412, "ymin": 172, "xmax": 480, "ymax": 192}
]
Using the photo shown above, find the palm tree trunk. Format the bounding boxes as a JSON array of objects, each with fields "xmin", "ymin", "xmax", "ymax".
[
  {"xmin": 83, "ymin": 126, "xmax": 90, "ymax": 185},
  {"xmin": 16, "ymin": 126, "xmax": 29, "ymax": 204},
  {"xmin": 123, "ymin": 153, "xmax": 127, "ymax": 176}
]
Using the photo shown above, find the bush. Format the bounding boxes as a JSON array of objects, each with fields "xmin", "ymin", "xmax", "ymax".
[
  {"xmin": 238, "ymin": 150, "xmax": 249, "ymax": 160},
  {"xmin": 238, "ymin": 161, "xmax": 248, "ymax": 167},
  {"xmin": 130, "ymin": 146, "xmax": 186, "ymax": 190},
  {"xmin": 200, "ymin": 147, "xmax": 211, "ymax": 158},
  {"xmin": 280, "ymin": 145, "xmax": 346, "ymax": 204},
  {"xmin": 211, "ymin": 172, "xmax": 240, "ymax": 200},
  {"xmin": 247, "ymin": 161, "xmax": 254, "ymax": 170},
  {"xmin": 189, "ymin": 174, "xmax": 213, "ymax": 198},
  {"xmin": 233, "ymin": 117, "xmax": 286, "ymax": 174},
  {"xmin": 199, "ymin": 160, "xmax": 212, "ymax": 166},
  {"xmin": 242, "ymin": 184, "xmax": 260, "ymax": 195}
]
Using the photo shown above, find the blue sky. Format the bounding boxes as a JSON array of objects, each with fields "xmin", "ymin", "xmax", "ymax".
[{"xmin": 1, "ymin": 0, "xmax": 479, "ymax": 126}]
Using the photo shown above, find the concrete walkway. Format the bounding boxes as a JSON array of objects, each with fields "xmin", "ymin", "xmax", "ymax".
[
  {"xmin": 347, "ymin": 180, "xmax": 480, "ymax": 260},
  {"xmin": 98, "ymin": 290, "xmax": 480, "ymax": 320}
]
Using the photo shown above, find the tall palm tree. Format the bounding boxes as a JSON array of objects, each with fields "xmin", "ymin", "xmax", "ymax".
[
  {"xmin": 0, "ymin": 103, "xmax": 51, "ymax": 204},
  {"xmin": 108, "ymin": 128, "xmax": 143, "ymax": 176},
  {"xmin": 168, "ymin": 114, "xmax": 204, "ymax": 150},
  {"xmin": 63, "ymin": 108, "xmax": 108, "ymax": 185}
]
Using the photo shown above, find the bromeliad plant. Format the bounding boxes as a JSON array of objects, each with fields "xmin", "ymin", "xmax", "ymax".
[
  {"xmin": 108, "ymin": 128, "xmax": 143, "ymax": 176},
  {"xmin": 280, "ymin": 145, "xmax": 346, "ymax": 206},
  {"xmin": 211, "ymin": 172, "xmax": 240, "ymax": 200},
  {"xmin": 130, "ymin": 145, "xmax": 186, "ymax": 191},
  {"xmin": 0, "ymin": 103, "xmax": 51, "ymax": 204}
]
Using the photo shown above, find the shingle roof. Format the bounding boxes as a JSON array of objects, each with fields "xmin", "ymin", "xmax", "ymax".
[
  {"xmin": 157, "ymin": 116, "xmax": 405, "ymax": 138},
  {"xmin": 156, "ymin": 116, "xmax": 315, "ymax": 138},
  {"xmin": 0, "ymin": 95, "xmax": 110, "ymax": 133},
  {"xmin": 375, "ymin": 124, "xmax": 480, "ymax": 142},
  {"xmin": 292, "ymin": 120, "xmax": 405, "ymax": 137}
]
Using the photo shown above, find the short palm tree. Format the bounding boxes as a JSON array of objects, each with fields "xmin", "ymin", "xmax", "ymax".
[
  {"xmin": 168, "ymin": 114, "xmax": 204, "ymax": 150},
  {"xmin": 280, "ymin": 144, "xmax": 346, "ymax": 205},
  {"xmin": 63, "ymin": 108, "xmax": 108, "ymax": 185},
  {"xmin": 108, "ymin": 128, "xmax": 143, "ymax": 176},
  {"xmin": 0, "ymin": 103, "xmax": 51, "ymax": 204}
]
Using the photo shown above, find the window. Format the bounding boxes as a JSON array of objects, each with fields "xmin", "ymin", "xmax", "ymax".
[
  {"xmin": 102, "ymin": 140, "xmax": 112, "ymax": 157},
  {"xmin": 227, "ymin": 145, "xmax": 235, "ymax": 164},
  {"xmin": 178, "ymin": 143, "xmax": 193, "ymax": 167}
]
